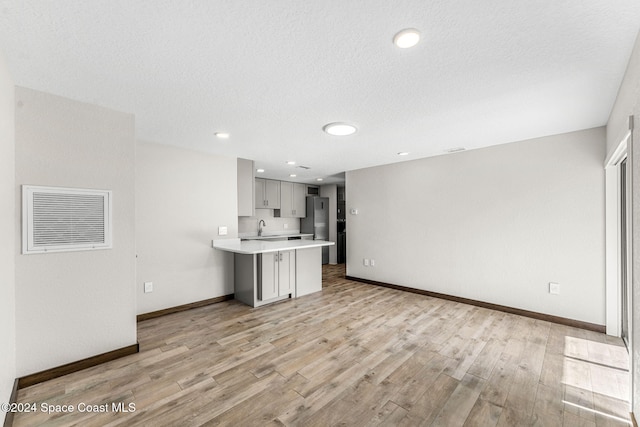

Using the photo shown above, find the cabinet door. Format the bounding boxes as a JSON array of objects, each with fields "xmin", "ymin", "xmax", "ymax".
[
  {"xmin": 292, "ymin": 183, "xmax": 306, "ymax": 217},
  {"xmin": 264, "ymin": 179, "xmax": 281, "ymax": 208},
  {"xmin": 255, "ymin": 178, "xmax": 266, "ymax": 208},
  {"xmin": 279, "ymin": 181, "xmax": 293, "ymax": 217},
  {"xmin": 237, "ymin": 159, "xmax": 255, "ymax": 216},
  {"xmin": 259, "ymin": 252, "xmax": 278, "ymax": 300},
  {"xmin": 278, "ymin": 250, "xmax": 295, "ymax": 296}
]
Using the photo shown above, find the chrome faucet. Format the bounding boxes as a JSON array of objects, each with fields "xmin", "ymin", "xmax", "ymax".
[{"xmin": 258, "ymin": 220, "xmax": 266, "ymax": 236}]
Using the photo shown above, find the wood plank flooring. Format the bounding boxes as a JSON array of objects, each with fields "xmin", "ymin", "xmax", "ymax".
[{"xmin": 13, "ymin": 265, "xmax": 630, "ymax": 426}]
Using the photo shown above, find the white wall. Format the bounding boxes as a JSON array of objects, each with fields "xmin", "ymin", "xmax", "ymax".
[
  {"xmin": 607, "ymin": 29, "xmax": 640, "ymax": 418},
  {"xmin": 320, "ymin": 184, "xmax": 337, "ymax": 264},
  {"xmin": 136, "ymin": 141, "xmax": 236, "ymax": 315},
  {"xmin": 0, "ymin": 47, "xmax": 16, "ymax": 405},
  {"xmin": 238, "ymin": 209, "xmax": 300, "ymax": 236},
  {"xmin": 347, "ymin": 127, "xmax": 606, "ymax": 325},
  {"xmin": 632, "ymin": 105, "xmax": 640, "ymax": 426},
  {"xmin": 607, "ymin": 31, "xmax": 640, "ymax": 160},
  {"xmin": 14, "ymin": 87, "xmax": 137, "ymax": 376}
]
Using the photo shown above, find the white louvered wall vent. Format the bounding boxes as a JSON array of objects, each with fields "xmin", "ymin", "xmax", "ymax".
[{"xmin": 22, "ymin": 185, "xmax": 112, "ymax": 254}]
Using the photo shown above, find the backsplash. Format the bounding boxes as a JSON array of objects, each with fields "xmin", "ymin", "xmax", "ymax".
[{"xmin": 238, "ymin": 209, "xmax": 301, "ymax": 236}]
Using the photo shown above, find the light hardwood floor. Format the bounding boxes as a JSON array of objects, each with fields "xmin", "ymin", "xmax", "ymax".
[{"xmin": 13, "ymin": 265, "xmax": 630, "ymax": 426}]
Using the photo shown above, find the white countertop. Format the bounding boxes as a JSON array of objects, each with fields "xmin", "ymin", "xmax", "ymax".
[
  {"xmin": 240, "ymin": 233, "xmax": 314, "ymax": 240},
  {"xmin": 213, "ymin": 238, "xmax": 334, "ymax": 255}
]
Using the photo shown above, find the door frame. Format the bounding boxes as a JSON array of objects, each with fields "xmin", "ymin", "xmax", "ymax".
[{"xmin": 604, "ymin": 131, "xmax": 630, "ymax": 337}]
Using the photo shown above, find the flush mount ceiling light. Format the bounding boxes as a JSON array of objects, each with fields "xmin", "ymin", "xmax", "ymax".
[
  {"xmin": 316, "ymin": 178, "xmax": 324, "ymax": 182},
  {"xmin": 323, "ymin": 122, "xmax": 357, "ymax": 136},
  {"xmin": 215, "ymin": 132, "xmax": 230, "ymax": 139},
  {"xmin": 289, "ymin": 174, "xmax": 297, "ymax": 178},
  {"xmin": 256, "ymin": 169, "xmax": 265, "ymax": 173},
  {"xmin": 286, "ymin": 161, "xmax": 296, "ymax": 165},
  {"xmin": 393, "ymin": 28, "xmax": 420, "ymax": 48},
  {"xmin": 397, "ymin": 152, "xmax": 410, "ymax": 156}
]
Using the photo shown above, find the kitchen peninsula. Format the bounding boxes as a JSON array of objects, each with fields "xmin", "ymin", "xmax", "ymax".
[{"xmin": 213, "ymin": 238, "xmax": 334, "ymax": 307}]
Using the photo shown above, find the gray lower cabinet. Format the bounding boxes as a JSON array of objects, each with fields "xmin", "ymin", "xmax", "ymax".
[
  {"xmin": 232, "ymin": 247, "xmax": 322, "ymax": 308},
  {"xmin": 258, "ymin": 250, "xmax": 295, "ymax": 300}
]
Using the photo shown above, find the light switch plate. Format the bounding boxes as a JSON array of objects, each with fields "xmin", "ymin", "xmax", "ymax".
[
  {"xmin": 549, "ymin": 282, "xmax": 560, "ymax": 295},
  {"xmin": 218, "ymin": 226, "xmax": 228, "ymax": 236},
  {"xmin": 144, "ymin": 282, "xmax": 153, "ymax": 293}
]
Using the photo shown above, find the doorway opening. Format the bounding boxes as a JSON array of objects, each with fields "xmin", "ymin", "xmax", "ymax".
[
  {"xmin": 604, "ymin": 132, "xmax": 630, "ymax": 341},
  {"xmin": 620, "ymin": 156, "xmax": 630, "ymax": 348}
]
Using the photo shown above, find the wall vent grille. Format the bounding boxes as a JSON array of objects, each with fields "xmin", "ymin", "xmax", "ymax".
[{"xmin": 22, "ymin": 186, "xmax": 112, "ymax": 254}]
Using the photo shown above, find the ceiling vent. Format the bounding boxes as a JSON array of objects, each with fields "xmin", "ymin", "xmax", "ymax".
[
  {"xmin": 22, "ymin": 185, "xmax": 112, "ymax": 254},
  {"xmin": 445, "ymin": 147, "xmax": 466, "ymax": 153},
  {"xmin": 297, "ymin": 165, "xmax": 311, "ymax": 170}
]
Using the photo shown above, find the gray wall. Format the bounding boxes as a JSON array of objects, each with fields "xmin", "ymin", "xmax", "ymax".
[
  {"xmin": 136, "ymin": 141, "xmax": 236, "ymax": 315},
  {"xmin": 346, "ymin": 127, "xmax": 606, "ymax": 325},
  {"xmin": 0, "ymin": 46, "xmax": 15, "ymax": 405},
  {"xmin": 14, "ymin": 87, "xmax": 137, "ymax": 376},
  {"xmin": 607, "ymin": 29, "xmax": 640, "ymax": 419}
]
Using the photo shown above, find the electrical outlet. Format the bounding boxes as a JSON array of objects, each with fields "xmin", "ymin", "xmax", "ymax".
[
  {"xmin": 284, "ymin": 223, "xmax": 288, "ymax": 229},
  {"xmin": 549, "ymin": 282, "xmax": 560, "ymax": 295},
  {"xmin": 363, "ymin": 258, "xmax": 369, "ymax": 266},
  {"xmin": 370, "ymin": 259, "xmax": 375, "ymax": 267},
  {"xmin": 144, "ymin": 282, "xmax": 153, "ymax": 293}
]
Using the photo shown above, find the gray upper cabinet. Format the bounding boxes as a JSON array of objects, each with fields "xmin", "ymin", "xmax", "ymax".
[
  {"xmin": 255, "ymin": 178, "xmax": 281, "ymax": 209},
  {"xmin": 237, "ymin": 158, "xmax": 255, "ymax": 217},
  {"xmin": 276, "ymin": 181, "xmax": 306, "ymax": 218},
  {"xmin": 293, "ymin": 182, "xmax": 306, "ymax": 216}
]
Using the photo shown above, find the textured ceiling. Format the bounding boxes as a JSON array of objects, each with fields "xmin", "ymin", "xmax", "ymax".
[{"xmin": 1, "ymin": 1, "xmax": 639, "ymax": 184}]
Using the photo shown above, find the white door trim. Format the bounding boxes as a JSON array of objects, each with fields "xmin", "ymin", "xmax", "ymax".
[{"xmin": 604, "ymin": 131, "xmax": 630, "ymax": 336}]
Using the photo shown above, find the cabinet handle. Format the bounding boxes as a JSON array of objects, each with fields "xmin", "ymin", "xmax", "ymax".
[{"xmin": 279, "ymin": 253, "xmax": 283, "ymax": 261}]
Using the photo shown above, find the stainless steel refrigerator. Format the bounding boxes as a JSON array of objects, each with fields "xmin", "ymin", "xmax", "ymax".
[{"xmin": 301, "ymin": 196, "xmax": 330, "ymax": 264}]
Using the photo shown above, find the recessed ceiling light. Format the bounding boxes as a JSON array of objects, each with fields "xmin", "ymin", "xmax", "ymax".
[
  {"xmin": 393, "ymin": 28, "xmax": 420, "ymax": 48},
  {"xmin": 323, "ymin": 122, "xmax": 357, "ymax": 136},
  {"xmin": 256, "ymin": 169, "xmax": 265, "ymax": 173},
  {"xmin": 286, "ymin": 161, "xmax": 296, "ymax": 165},
  {"xmin": 289, "ymin": 174, "xmax": 297, "ymax": 178},
  {"xmin": 398, "ymin": 152, "xmax": 410, "ymax": 156},
  {"xmin": 316, "ymin": 178, "xmax": 324, "ymax": 182},
  {"xmin": 215, "ymin": 132, "xmax": 230, "ymax": 139}
]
